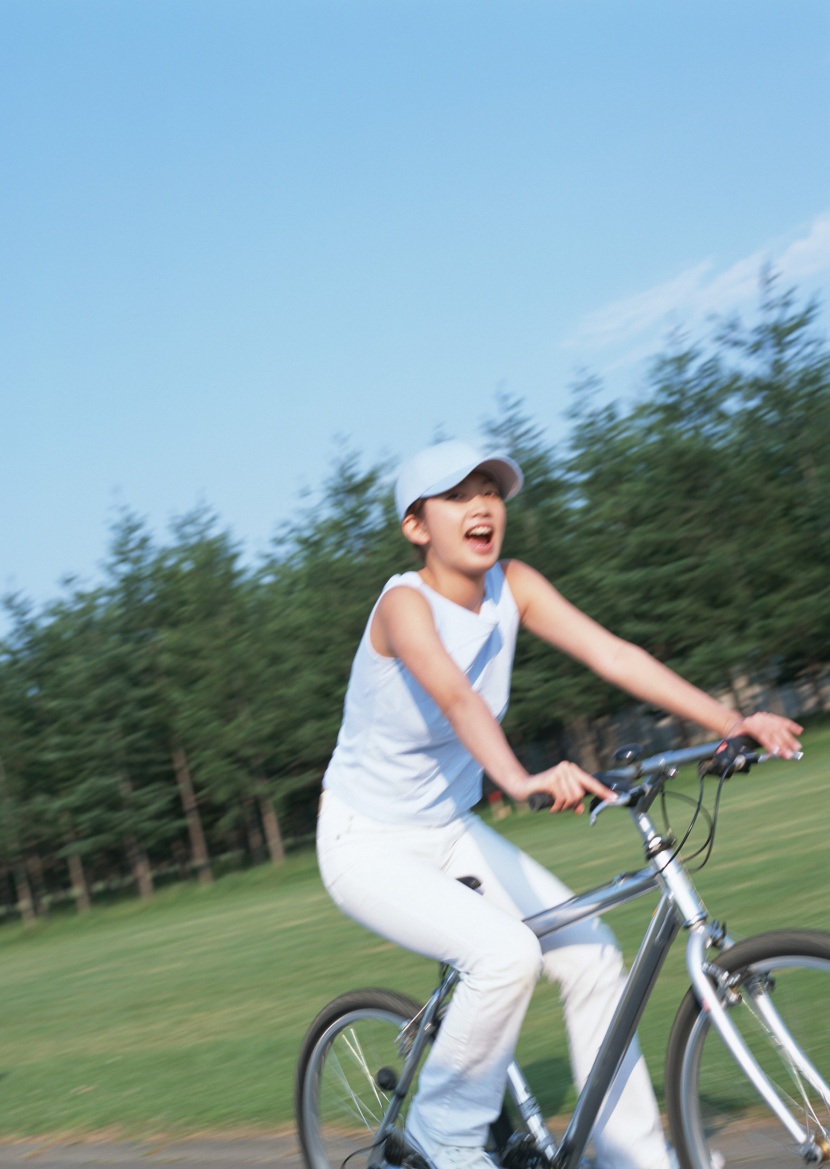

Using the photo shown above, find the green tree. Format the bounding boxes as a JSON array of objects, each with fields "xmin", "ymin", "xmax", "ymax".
[
  {"xmin": 257, "ymin": 450, "xmax": 402, "ymax": 831},
  {"xmin": 0, "ymin": 594, "xmax": 61, "ymax": 921},
  {"xmin": 0, "ymin": 281, "xmax": 826, "ymax": 901},
  {"xmin": 718, "ymin": 276, "xmax": 830, "ymax": 677}
]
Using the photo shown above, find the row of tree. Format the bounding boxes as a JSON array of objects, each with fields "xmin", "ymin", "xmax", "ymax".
[{"xmin": 2, "ymin": 277, "xmax": 829, "ymax": 921}]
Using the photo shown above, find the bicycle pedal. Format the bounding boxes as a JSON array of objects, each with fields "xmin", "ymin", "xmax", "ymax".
[
  {"xmin": 383, "ymin": 1129, "xmax": 431, "ymax": 1168},
  {"xmin": 499, "ymin": 1133, "xmax": 548, "ymax": 1169}
]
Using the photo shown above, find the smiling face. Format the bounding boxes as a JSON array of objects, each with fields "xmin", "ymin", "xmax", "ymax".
[{"xmin": 401, "ymin": 469, "xmax": 507, "ymax": 580}]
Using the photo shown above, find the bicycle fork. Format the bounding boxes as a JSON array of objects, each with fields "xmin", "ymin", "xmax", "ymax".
[
  {"xmin": 683, "ymin": 926, "xmax": 830, "ymax": 1163},
  {"xmin": 654, "ymin": 831, "xmax": 830, "ymax": 1165}
]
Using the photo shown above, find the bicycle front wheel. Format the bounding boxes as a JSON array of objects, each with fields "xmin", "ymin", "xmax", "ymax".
[
  {"xmin": 295, "ymin": 988, "xmax": 423, "ymax": 1169},
  {"xmin": 666, "ymin": 929, "xmax": 830, "ymax": 1168}
]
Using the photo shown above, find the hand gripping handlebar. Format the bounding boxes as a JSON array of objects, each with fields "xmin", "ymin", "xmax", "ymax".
[{"xmin": 526, "ymin": 734, "xmax": 803, "ymax": 818}]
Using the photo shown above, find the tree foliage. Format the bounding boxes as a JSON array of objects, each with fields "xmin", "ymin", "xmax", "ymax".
[{"xmin": 1, "ymin": 279, "xmax": 828, "ymax": 916}]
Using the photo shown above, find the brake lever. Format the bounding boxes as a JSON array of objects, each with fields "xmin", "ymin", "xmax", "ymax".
[
  {"xmin": 589, "ymin": 786, "xmax": 643, "ymax": 825},
  {"xmin": 699, "ymin": 735, "xmax": 804, "ymax": 779}
]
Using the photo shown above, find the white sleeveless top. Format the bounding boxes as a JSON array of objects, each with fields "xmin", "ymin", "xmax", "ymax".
[{"xmin": 322, "ymin": 564, "xmax": 520, "ymax": 825}]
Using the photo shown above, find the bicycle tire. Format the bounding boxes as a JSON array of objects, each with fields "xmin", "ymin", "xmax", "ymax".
[
  {"xmin": 665, "ymin": 929, "xmax": 830, "ymax": 1169},
  {"xmin": 295, "ymin": 988, "xmax": 424, "ymax": 1169}
]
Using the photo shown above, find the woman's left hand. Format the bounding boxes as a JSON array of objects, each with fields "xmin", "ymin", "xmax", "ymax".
[{"xmin": 725, "ymin": 711, "xmax": 803, "ymax": 759}]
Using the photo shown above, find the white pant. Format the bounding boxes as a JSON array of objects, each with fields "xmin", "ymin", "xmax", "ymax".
[{"xmin": 317, "ymin": 790, "xmax": 670, "ymax": 1169}]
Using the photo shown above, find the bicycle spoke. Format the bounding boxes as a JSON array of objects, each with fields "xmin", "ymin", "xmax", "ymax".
[
  {"xmin": 328, "ymin": 1029, "xmax": 389, "ymax": 1127},
  {"xmin": 296, "ymin": 992, "xmax": 421, "ymax": 1169}
]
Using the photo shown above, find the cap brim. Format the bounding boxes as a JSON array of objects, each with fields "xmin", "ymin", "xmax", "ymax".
[
  {"xmin": 395, "ymin": 441, "xmax": 524, "ymax": 521},
  {"xmin": 421, "ymin": 455, "xmax": 523, "ymax": 505}
]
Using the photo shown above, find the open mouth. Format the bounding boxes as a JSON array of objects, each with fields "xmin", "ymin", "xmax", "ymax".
[{"xmin": 465, "ymin": 525, "xmax": 494, "ymax": 551}]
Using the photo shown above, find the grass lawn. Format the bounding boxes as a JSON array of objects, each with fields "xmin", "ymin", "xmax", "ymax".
[{"xmin": 0, "ymin": 724, "xmax": 828, "ymax": 1138}]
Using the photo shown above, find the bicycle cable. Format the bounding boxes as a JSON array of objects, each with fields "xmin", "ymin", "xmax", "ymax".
[
  {"xmin": 658, "ymin": 769, "xmax": 729, "ymax": 871},
  {"xmin": 340, "ymin": 1143, "xmax": 383, "ymax": 1169}
]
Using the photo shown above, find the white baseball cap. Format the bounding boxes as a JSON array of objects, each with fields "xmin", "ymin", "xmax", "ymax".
[{"xmin": 394, "ymin": 439, "xmax": 523, "ymax": 521}]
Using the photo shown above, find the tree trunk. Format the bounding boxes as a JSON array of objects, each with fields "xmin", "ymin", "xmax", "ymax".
[
  {"xmin": 67, "ymin": 851, "xmax": 91, "ymax": 914},
  {"xmin": 125, "ymin": 836, "xmax": 154, "ymax": 900},
  {"xmin": 118, "ymin": 772, "xmax": 155, "ymax": 899},
  {"xmin": 61, "ymin": 812, "xmax": 91, "ymax": 913},
  {"xmin": 171, "ymin": 837, "xmax": 191, "ymax": 880},
  {"xmin": 0, "ymin": 756, "xmax": 33, "ymax": 923},
  {"xmin": 245, "ymin": 798, "xmax": 265, "ymax": 864},
  {"xmin": 258, "ymin": 786, "xmax": 286, "ymax": 867},
  {"xmin": 13, "ymin": 860, "xmax": 36, "ymax": 928},
  {"xmin": 171, "ymin": 742, "xmax": 213, "ymax": 887},
  {"xmin": 26, "ymin": 852, "xmax": 47, "ymax": 915}
]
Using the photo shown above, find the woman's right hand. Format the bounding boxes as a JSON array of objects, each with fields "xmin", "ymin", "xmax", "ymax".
[{"xmin": 524, "ymin": 761, "xmax": 617, "ymax": 815}]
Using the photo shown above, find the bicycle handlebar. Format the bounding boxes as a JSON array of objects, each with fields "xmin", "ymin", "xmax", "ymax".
[{"xmin": 526, "ymin": 734, "xmax": 803, "ymax": 815}]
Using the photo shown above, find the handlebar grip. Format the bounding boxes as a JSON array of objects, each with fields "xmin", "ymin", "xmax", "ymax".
[
  {"xmin": 527, "ymin": 792, "xmax": 554, "ymax": 812},
  {"xmin": 699, "ymin": 733, "xmax": 761, "ymax": 778}
]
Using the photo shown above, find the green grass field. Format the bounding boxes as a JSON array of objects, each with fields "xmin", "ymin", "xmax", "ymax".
[{"xmin": 1, "ymin": 725, "xmax": 828, "ymax": 1138}]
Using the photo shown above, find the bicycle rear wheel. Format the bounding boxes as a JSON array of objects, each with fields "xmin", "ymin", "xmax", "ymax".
[
  {"xmin": 665, "ymin": 929, "xmax": 830, "ymax": 1168},
  {"xmin": 295, "ymin": 988, "xmax": 423, "ymax": 1169}
]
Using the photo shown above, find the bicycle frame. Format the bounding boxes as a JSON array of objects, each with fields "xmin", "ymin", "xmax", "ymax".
[{"xmin": 370, "ymin": 785, "xmax": 830, "ymax": 1169}]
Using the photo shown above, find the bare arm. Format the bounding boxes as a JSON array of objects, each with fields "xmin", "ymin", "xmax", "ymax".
[
  {"xmin": 504, "ymin": 559, "xmax": 803, "ymax": 757},
  {"xmin": 372, "ymin": 586, "xmax": 614, "ymax": 810}
]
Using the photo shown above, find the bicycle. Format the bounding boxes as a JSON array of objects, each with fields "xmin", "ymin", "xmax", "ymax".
[{"xmin": 295, "ymin": 735, "xmax": 830, "ymax": 1169}]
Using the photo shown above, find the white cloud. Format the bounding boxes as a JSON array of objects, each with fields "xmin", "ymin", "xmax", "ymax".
[
  {"xmin": 567, "ymin": 211, "xmax": 830, "ymax": 360},
  {"xmin": 570, "ymin": 261, "xmax": 713, "ymax": 349},
  {"xmin": 778, "ymin": 212, "xmax": 830, "ymax": 283}
]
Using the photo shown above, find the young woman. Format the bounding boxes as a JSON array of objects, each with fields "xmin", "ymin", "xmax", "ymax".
[{"xmin": 317, "ymin": 439, "xmax": 802, "ymax": 1169}]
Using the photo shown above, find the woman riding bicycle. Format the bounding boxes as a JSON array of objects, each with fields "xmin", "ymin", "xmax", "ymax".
[{"xmin": 317, "ymin": 439, "xmax": 801, "ymax": 1169}]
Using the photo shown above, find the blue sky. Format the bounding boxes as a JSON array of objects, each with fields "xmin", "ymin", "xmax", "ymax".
[{"xmin": 3, "ymin": 0, "xmax": 829, "ymax": 625}]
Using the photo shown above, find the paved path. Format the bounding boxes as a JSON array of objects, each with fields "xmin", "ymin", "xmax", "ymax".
[
  {"xmin": 0, "ymin": 1135, "xmax": 302, "ymax": 1168},
  {"xmin": 0, "ymin": 1124, "xmax": 800, "ymax": 1168}
]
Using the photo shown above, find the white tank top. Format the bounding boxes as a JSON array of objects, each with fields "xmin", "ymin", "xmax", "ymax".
[{"xmin": 322, "ymin": 564, "xmax": 520, "ymax": 825}]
